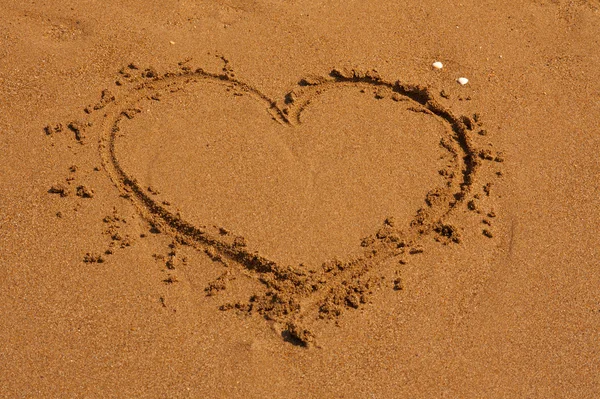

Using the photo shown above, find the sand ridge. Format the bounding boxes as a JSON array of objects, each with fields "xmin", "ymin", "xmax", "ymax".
[{"xmin": 44, "ymin": 60, "xmax": 504, "ymax": 346}]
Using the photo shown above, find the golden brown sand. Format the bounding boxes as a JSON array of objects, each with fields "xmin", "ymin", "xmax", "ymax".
[{"xmin": 1, "ymin": 0, "xmax": 599, "ymax": 397}]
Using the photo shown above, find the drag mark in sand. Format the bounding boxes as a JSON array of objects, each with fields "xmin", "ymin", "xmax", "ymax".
[{"xmin": 52, "ymin": 62, "xmax": 502, "ymax": 346}]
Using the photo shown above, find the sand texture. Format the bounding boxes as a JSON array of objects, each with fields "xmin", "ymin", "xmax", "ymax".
[{"xmin": 1, "ymin": 0, "xmax": 599, "ymax": 397}]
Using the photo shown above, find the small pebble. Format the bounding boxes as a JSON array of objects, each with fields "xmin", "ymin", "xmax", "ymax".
[
  {"xmin": 432, "ymin": 61, "xmax": 443, "ymax": 69},
  {"xmin": 457, "ymin": 77, "xmax": 469, "ymax": 85}
]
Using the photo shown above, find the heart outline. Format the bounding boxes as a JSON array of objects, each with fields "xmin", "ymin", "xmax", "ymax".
[{"xmin": 98, "ymin": 66, "xmax": 481, "ymax": 346}]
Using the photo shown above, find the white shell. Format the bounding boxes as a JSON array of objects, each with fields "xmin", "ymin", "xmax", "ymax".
[
  {"xmin": 432, "ymin": 61, "xmax": 444, "ymax": 69},
  {"xmin": 457, "ymin": 77, "xmax": 469, "ymax": 85}
]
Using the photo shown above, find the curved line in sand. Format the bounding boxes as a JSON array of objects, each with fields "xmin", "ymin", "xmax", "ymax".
[{"xmin": 98, "ymin": 67, "xmax": 481, "ymax": 345}]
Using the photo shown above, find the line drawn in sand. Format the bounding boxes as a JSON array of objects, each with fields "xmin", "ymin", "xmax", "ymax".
[{"xmin": 50, "ymin": 61, "xmax": 504, "ymax": 347}]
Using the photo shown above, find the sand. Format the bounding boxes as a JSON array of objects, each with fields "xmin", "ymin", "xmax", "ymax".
[{"xmin": 1, "ymin": 0, "xmax": 599, "ymax": 397}]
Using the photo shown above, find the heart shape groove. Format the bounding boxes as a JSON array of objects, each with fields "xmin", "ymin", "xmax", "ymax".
[{"xmin": 99, "ymin": 66, "xmax": 481, "ymax": 346}]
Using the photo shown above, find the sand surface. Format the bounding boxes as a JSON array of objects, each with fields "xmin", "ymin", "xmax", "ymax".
[{"xmin": 1, "ymin": 0, "xmax": 599, "ymax": 397}]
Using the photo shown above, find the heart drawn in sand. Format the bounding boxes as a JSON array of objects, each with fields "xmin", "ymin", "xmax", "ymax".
[{"xmin": 97, "ymin": 66, "xmax": 481, "ymax": 346}]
